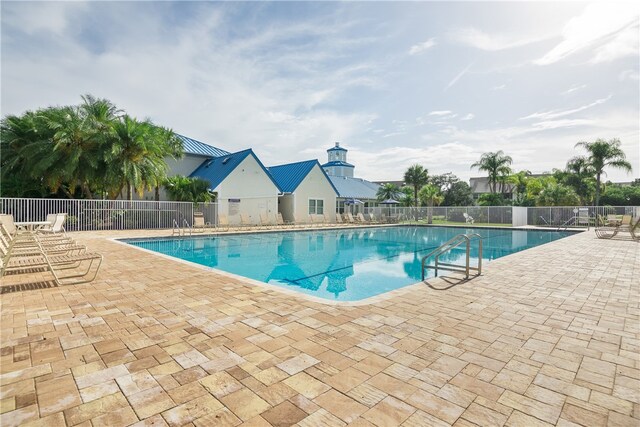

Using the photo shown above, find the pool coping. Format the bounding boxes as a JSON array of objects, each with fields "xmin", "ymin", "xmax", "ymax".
[{"xmin": 110, "ymin": 226, "xmax": 584, "ymax": 307}]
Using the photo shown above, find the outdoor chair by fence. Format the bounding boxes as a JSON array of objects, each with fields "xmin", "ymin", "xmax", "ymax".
[
  {"xmin": 577, "ymin": 208, "xmax": 590, "ymax": 229},
  {"xmin": 463, "ymin": 213, "xmax": 474, "ymax": 224},
  {"xmin": 277, "ymin": 213, "xmax": 293, "ymax": 228},
  {"xmin": 192, "ymin": 213, "xmax": 213, "ymax": 232},
  {"xmin": 39, "ymin": 213, "xmax": 67, "ymax": 234},
  {"xmin": 260, "ymin": 212, "xmax": 275, "ymax": 229},
  {"xmin": 216, "ymin": 214, "xmax": 230, "ymax": 232},
  {"xmin": 595, "ymin": 215, "xmax": 637, "ymax": 240},
  {"xmin": 240, "ymin": 214, "xmax": 253, "ymax": 229},
  {"xmin": 335, "ymin": 213, "xmax": 344, "ymax": 224}
]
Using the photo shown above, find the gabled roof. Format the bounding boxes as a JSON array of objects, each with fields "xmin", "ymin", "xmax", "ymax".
[
  {"xmin": 329, "ymin": 176, "xmax": 380, "ymax": 200},
  {"xmin": 190, "ymin": 149, "xmax": 282, "ymax": 192},
  {"xmin": 268, "ymin": 160, "xmax": 339, "ymax": 195},
  {"xmin": 177, "ymin": 134, "xmax": 230, "ymax": 158},
  {"xmin": 322, "ymin": 160, "xmax": 354, "ymax": 168}
]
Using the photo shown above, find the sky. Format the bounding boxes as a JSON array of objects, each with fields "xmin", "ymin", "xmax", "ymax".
[{"xmin": 2, "ymin": 1, "xmax": 639, "ymax": 183}]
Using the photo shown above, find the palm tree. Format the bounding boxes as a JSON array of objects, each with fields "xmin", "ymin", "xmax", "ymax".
[
  {"xmin": 164, "ymin": 176, "xmax": 213, "ymax": 206},
  {"xmin": 508, "ymin": 170, "xmax": 531, "ymax": 206},
  {"xmin": 376, "ymin": 183, "xmax": 401, "ymax": 201},
  {"xmin": 557, "ymin": 156, "xmax": 595, "ymax": 205},
  {"xmin": 107, "ymin": 116, "xmax": 179, "ymax": 200},
  {"xmin": 404, "ymin": 164, "xmax": 429, "ymax": 207},
  {"xmin": 418, "ymin": 184, "xmax": 444, "ymax": 224},
  {"xmin": 575, "ymin": 138, "xmax": 632, "ymax": 206},
  {"xmin": 471, "ymin": 151, "xmax": 513, "ymax": 194}
]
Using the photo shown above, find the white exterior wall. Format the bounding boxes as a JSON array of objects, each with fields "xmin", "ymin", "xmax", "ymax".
[
  {"xmin": 292, "ymin": 165, "xmax": 337, "ymax": 222},
  {"xmin": 216, "ymin": 155, "xmax": 279, "ymax": 225}
]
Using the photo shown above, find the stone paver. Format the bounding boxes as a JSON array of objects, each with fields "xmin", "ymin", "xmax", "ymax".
[{"xmin": 0, "ymin": 228, "xmax": 638, "ymax": 426}]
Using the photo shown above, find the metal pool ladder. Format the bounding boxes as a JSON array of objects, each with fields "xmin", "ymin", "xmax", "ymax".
[
  {"xmin": 421, "ymin": 233, "xmax": 483, "ymax": 280},
  {"xmin": 172, "ymin": 219, "xmax": 193, "ymax": 237}
]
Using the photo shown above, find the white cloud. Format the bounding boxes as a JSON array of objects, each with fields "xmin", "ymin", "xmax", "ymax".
[
  {"xmin": 1, "ymin": 2, "xmax": 87, "ymax": 36},
  {"xmin": 520, "ymin": 95, "xmax": 612, "ymax": 121},
  {"xmin": 448, "ymin": 27, "xmax": 548, "ymax": 51},
  {"xmin": 491, "ymin": 84, "xmax": 507, "ymax": 91},
  {"xmin": 445, "ymin": 64, "xmax": 472, "ymax": 91},
  {"xmin": 619, "ymin": 69, "xmax": 640, "ymax": 82},
  {"xmin": 428, "ymin": 110, "xmax": 453, "ymax": 116},
  {"xmin": 590, "ymin": 25, "xmax": 639, "ymax": 64},
  {"xmin": 409, "ymin": 38, "xmax": 436, "ymax": 55},
  {"xmin": 461, "ymin": 113, "xmax": 475, "ymax": 121},
  {"xmin": 531, "ymin": 119, "xmax": 594, "ymax": 130},
  {"xmin": 562, "ymin": 84, "xmax": 587, "ymax": 95},
  {"xmin": 534, "ymin": 3, "xmax": 639, "ymax": 65}
]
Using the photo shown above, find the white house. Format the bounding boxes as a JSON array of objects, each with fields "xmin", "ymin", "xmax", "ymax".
[
  {"xmin": 190, "ymin": 149, "xmax": 282, "ymax": 225},
  {"xmin": 268, "ymin": 160, "xmax": 338, "ymax": 223}
]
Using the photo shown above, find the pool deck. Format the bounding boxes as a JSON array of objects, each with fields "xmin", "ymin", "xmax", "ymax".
[{"xmin": 0, "ymin": 228, "xmax": 638, "ymax": 426}]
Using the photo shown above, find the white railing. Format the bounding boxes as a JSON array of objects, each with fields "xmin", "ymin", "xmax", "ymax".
[
  {"xmin": 528, "ymin": 206, "xmax": 639, "ymax": 227},
  {"xmin": 363, "ymin": 206, "xmax": 514, "ymax": 226},
  {"xmin": 2, "ymin": 198, "xmax": 638, "ymax": 231},
  {"xmin": 0, "ymin": 198, "xmax": 194, "ymax": 231},
  {"xmin": 362, "ymin": 205, "xmax": 639, "ymax": 228}
]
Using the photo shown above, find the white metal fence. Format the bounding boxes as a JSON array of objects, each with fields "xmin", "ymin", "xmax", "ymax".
[
  {"xmin": 528, "ymin": 206, "xmax": 639, "ymax": 227},
  {"xmin": 0, "ymin": 198, "xmax": 194, "ymax": 231},
  {"xmin": 364, "ymin": 206, "xmax": 514, "ymax": 226},
  {"xmin": 1, "ymin": 198, "xmax": 638, "ymax": 231},
  {"xmin": 364, "ymin": 205, "xmax": 639, "ymax": 228}
]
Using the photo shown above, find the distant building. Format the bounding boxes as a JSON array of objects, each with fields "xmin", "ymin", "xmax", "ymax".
[
  {"xmin": 469, "ymin": 173, "xmax": 549, "ymax": 200},
  {"xmin": 321, "ymin": 142, "xmax": 380, "ymax": 213}
]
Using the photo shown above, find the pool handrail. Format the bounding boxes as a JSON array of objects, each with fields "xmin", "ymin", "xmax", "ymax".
[{"xmin": 421, "ymin": 233, "xmax": 483, "ymax": 280}]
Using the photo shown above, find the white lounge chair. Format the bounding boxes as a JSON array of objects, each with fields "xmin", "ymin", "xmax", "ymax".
[{"xmin": 463, "ymin": 213, "xmax": 474, "ymax": 224}]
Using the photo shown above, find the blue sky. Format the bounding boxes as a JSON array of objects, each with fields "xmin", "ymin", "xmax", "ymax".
[{"xmin": 2, "ymin": 1, "xmax": 639, "ymax": 182}]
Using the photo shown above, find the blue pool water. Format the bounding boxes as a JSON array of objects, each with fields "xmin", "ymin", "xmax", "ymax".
[{"xmin": 123, "ymin": 226, "xmax": 574, "ymax": 301}]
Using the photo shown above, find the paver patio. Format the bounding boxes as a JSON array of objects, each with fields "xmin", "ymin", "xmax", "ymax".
[{"xmin": 1, "ymin": 228, "xmax": 638, "ymax": 426}]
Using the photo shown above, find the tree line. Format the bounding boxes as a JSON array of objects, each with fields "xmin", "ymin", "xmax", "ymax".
[
  {"xmin": 1, "ymin": 95, "xmax": 210, "ymax": 201},
  {"xmin": 377, "ymin": 139, "xmax": 636, "ymax": 208}
]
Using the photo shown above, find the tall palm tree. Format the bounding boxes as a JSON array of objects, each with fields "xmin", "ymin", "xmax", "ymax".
[
  {"xmin": 376, "ymin": 183, "xmax": 401, "ymax": 201},
  {"xmin": 106, "ymin": 116, "xmax": 171, "ymax": 200},
  {"xmin": 560, "ymin": 156, "xmax": 595, "ymax": 205},
  {"xmin": 508, "ymin": 170, "xmax": 531, "ymax": 206},
  {"xmin": 404, "ymin": 164, "xmax": 429, "ymax": 207},
  {"xmin": 471, "ymin": 151, "xmax": 513, "ymax": 194},
  {"xmin": 575, "ymin": 138, "xmax": 632, "ymax": 206},
  {"xmin": 418, "ymin": 184, "xmax": 444, "ymax": 224}
]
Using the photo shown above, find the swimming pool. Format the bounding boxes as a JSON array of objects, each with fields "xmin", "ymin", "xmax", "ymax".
[{"xmin": 123, "ymin": 226, "xmax": 575, "ymax": 302}]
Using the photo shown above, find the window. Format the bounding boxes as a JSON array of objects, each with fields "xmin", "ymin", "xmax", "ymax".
[{"xmin": 308, "ymin": 199, "xmax": 324, "ymax": 215}]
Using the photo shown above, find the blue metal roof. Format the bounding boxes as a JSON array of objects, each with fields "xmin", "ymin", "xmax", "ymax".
[
  {"xmin": 329, "ymin": 176, "xmax": 380, "ymax": 200},
  {"xmin": 322, "ymin": 160, "xmax": 354, "ymax": 168},
  {"xmin": 327, "ymin": 145, "xmax": 347, "ymax": 152},
  {"xmin": 268, "ymin": 160, "xmax": 339, "ymax": 194},
  {"xmin": 190, "ymin": 149, "xmax": 282, "ymax": 191},
  {"xmin": 177, "ymin": 134, "xmax": 230, "ymax": 157}
]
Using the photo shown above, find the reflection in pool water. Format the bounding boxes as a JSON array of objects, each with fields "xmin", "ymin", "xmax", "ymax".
[{"xmin": 124, "ymin": 226, "xmax": 574, "ymax": 301}]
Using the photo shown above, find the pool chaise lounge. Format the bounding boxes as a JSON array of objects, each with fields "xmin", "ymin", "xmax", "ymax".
[
  {"xmin": 595, "ymin": 215, "xmax": 640, "ymax": 241},
  {"xmin": 0, "ymin": 215, "xmax": 103, "ymax": 286}
]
